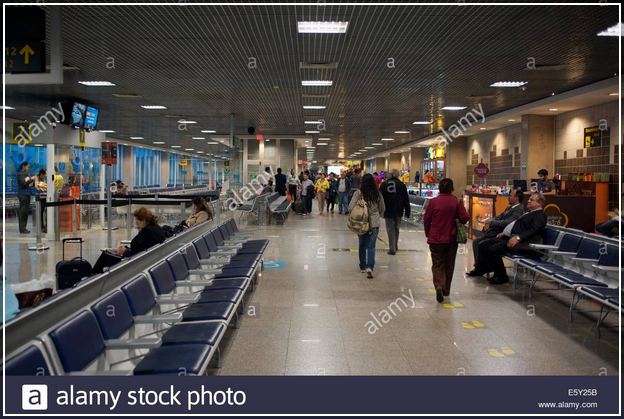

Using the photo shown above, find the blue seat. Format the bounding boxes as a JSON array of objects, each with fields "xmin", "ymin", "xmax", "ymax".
[
  {"xmin": 133, "ymin": 344, "xmax": 212, "ymax": 375},
  {"xmin": 579, "ymin": 285, "xmax": 621, "ymax": 304},
  {"xmin": 4, "ymin": 345, "xmax": 52, "ymax": 376},
  {"xmin": 165, "ymin": 253, "xmax": 251, "ymax": 290},
  {"xmin": 542, "ymin": 227, "xmax": 559, "ymax": 246},
  {"xmin": 552, "ymin": 272, "xmax": 608, "ymax": 287},
  {"xmin": 574, "ymin": 238, "xmax": 602, "ymax": 261}
]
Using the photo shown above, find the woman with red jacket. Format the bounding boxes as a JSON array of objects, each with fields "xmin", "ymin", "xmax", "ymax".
[{"xmin": 423, "ymin": 178, "xmax": 469, "ymax": 303}]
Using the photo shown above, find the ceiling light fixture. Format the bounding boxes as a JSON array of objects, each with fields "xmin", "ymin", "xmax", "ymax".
[
  {"xmin": 364, "ymin": 146, "xmax": 374, "ymax": 149},
  {"xmin": 201, "ymin": 130, "xmax": 216, "ymax": 133},
  {"xmin": 305, "ymin": 130, "xmax": 320, "ymax": 134},
  {"xmin": 303, "ymin": 105, "xmax": 326, "ymax": 109},
  {"xmin": 78, "ymin": 81, "xmax": 115, "ymax": 86},
  {"xmin": 372, "ymin": 143, "xmax": 383, "ymax": 146},
  {"xmin": 302, "ymin": 80, "xmax": 333, "ymax": 87},
  {"xmin": 395, "ymin": 130, "xmax": 410, "ymax": 133},
  {"xmin": 412, "ymin": 121, "xmax": 431, "ymax": 125},
  {"xmin": 317, "ymin": 143, "xmax": 328, "ymax": 146},
  {"xmin": 177, "ymin": 120, "xmax": 197, "ymax": 124},
  {"xmin": 99, "ymin": 130, "xmax": 115, "ymax": 133},
  {"xmin": 192, "ymin": 137, "xmax": 205, "ymax": 140},
  {"xmin": 130, "ymin": 136, "xmax": 144, "ymax": 140},
  {"xmin": 441, "ymin": 106, "xmax": 467, "ymax": 111},
  {"xmin": 609, "ymin": 92, "xmax": 619, "ymax": 96},
  {"xmin": 207, "ymin": 141, "xmax": 219, "ymax": 144},
  {"xmin": 597, "ymin": 23, "xmax": 622, "ymax": 37},
  {"xmin": 141, "ymin": 105, "xmax": 167, "ymax": 109},
  {"xmin": 490, "ymin": 81, "xmax": 528, "ymax": 88},
  {"xmin": 297, "ymin": 21, "xmax": 348, "ymax": 34},
  {"xmin": 171, "ymin": 145, "xmax": 181, "ymax": 148},
  {"xmin": 304, "ymin": 120, "xmax": 322, "ymax": 124},
  {"xmin": 381, "ymin": 138, "xmax": 394, "ymax": 141},
  {"xmin": 548, "ymin": 108, "xmax": 559, "ymax": 112},
  {"xmin": 480, "ymin": 127, "xmax": 487, "ymax": 130},
  {"xmin": 2, "ymin": 105, "xmax": 15, "ymax": 110},
  {"xmin": 153, "ymin": 141, "xmax": 165, "ymax": 145},
  {"xmin": 185, "ymin": 148, "xmax": 195, "ymax": 151}
]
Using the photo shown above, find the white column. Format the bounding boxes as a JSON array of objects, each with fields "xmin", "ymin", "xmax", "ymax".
[{"xmin": 46, "ymin": 143, "xmax": 55, "ymax": 240}]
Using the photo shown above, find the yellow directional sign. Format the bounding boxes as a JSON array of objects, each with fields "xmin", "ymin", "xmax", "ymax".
[{"xmin": 19, "ymin": 44, "xmax": 34, "ymax": 64}]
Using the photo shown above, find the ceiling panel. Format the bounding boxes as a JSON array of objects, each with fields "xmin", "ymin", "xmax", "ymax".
[{"xmin": 4, "ymin": 3, "xmax": 619, "ymax": 162}]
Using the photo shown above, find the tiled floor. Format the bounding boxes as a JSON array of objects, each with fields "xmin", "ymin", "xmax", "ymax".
[
  {"xmin": 214, "ymin": 204, "xmax": 620, "ymax": 376},
  {"xmin": 3, "ymin": 204, "xmax": 620, "ymax": 376}
]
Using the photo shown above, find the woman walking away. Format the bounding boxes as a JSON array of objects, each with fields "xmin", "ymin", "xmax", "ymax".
[
  {"xmin": 315, "ymin": 173, "xmax": 329, "ymax": 215},
  {"xmin": 423, "ymin": 178, "xmax": 469, "ymax": 303},
  {"xmin": 326, "ymin": 173, "xmax": 339, "ymax": 214},
  {"xmin": 348, "ymin": 173, "xmax": 385, "ymax": 278}
]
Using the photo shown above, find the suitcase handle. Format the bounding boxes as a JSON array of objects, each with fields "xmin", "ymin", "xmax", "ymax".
[{"xmin": 62, "ymin": 237, "xmax": 83, "ymax": 260}]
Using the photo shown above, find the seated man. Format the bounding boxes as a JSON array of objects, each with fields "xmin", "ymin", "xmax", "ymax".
[
  {"xmin": 467, "ymin": 188, "xmax": 525, "ymax": 276},
  {"xmin": 473, "ymin": 192, "xmax": 547, "ymax": 284},
  {"xmin": 595, "ymin": 208, "xmax": 619, "ymax": 238}
]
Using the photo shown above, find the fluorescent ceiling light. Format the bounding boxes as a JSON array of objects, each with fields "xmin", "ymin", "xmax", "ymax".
[
  {"xmin": 609, "ymin": 92, "xmax": 619, "ymax": 96},
  {"xmin": 302, "ymin": 80, "xmax": 333, "ymax": 86},
  {"xmin": 2, "ymin": 105, "xmax": 15, "ymax": 110},
  {"xmin": 304, "ymin": 120, "xmax": 322, "ymax": 124},
  {"xmin": 364, "ymin": 146, "xmax": 374, "ymax": 149},
  {"xmin": 192, "ymin": 137, "xmax": 205, "ymax": 140},
  {"xmin": 130, "ymin": 136, "xmax": 144, "ymax": 140},
  {"xmin": 303, "ymin": 105, "xmax": 326, "ymax": 109},
  {"xmin": 34, "ymin": 144, "xmax": 45, "ymax": 147},
  {"xmin": 597, "ymin": 23, "xmax": 622, "ymax": 37},
  {"xmin": 297, "ymin": 21, "xmax": 348, "ymax": 34},
  {"xmin": 171, "ymin": 145, "xmax": 181, "ymax": 148},
  {"xmin": 318, "ymin": 137, "xmax": 331, "ymax": 141},
  {"xmin": 548, "ymin": 108, "xmax": 559, "ymax": 112},
  {"xmin": 185, "ymin": 148, "xmax": 195, "ymax": 151},
  {"xmin": 395, "ymin": 130, "xmax": 410, "ymax": 133},
  {"xmin": 78, "ymin": 80, "xmax": 115, "ymax": 86},
  {"xmin": 201, "ymin": 130, "xmax": 216, "ymax": 133},
  {"xmin": 412, "ymin": 121, "xmax": 431, "ymax": 125},
  {"xmin": 441, "ymin": 106, "xmax": 467, "ymax": 111},
  {"xmin": 372, "ymin": 143, "xmax": 383, "ymax": 146},
  {"xmin": 381, "ymin": 138, "xmax": 394, "ymax": 141},
  {"xmin": 480, "ymin": 127, "xmax": 487, "ymax": 130},
  {"xmin": 508, "ymin": 119, "xmax": 516, "ymax": 122},
  {"xmin": 141, "ymin": 105, "xmax": 167, "ymax": 109},
  {"xmin": 99, "ymin": 130, "xmax": 115, "ymax": 133},
  {"xmin": 305, "ymin": 130, "xmax": 320, "ymax": 134},
  {"xmin": 197, "ymin": 151, "xmax": 205, "ymax": 154},
  {"xmin": 207, "ymin": 141, "xmax": 219, "ymax": 144},
  {"xmin": 317, "ymin": 143, "xmax": 328, "ymax": 146},
  {"xmin": 177, "ymin": 120, "xmax": 197, "ymax": 124},
  {"xmin": 153, "ymin": 141, "xmax": 165, "ymax": 145},
  {"xmin": 490, "ymin": 81, "xmax": 528, "ymax": 88}
]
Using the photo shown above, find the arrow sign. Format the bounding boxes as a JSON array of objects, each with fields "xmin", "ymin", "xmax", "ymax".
[{"xmin": 19, "ymin": 44, "xmax": 34, "ymax": 65}]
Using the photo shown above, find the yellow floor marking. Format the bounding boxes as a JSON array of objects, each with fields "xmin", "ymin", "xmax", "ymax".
[
  {"xmin": 415, "ymin": 277, "xmax": 426, "ymax": 282},
  {"xmin": 427, "ymin": 288, "xmax": 436, "ymax": 294},
  {"xmin": 453, "ymin": 302, "xmax": 464, "ymax": 308},
  {"xmin": 501, "ymin": 346, "xmax": 515, "ymax": 355},
  {"xmin": 488, "ymin": 348, "xmax": 504, "ymax": 358},
  {"xmin": 462, "ymin": 322, "xmax": 475, "ymax": 329},
  {"xmin": 443, "ymin": 303, "xmax": 454, "ymax": 309},
  {"xmin": 471, "ymin": 320, "xmax": 485, "ymax": 328}
]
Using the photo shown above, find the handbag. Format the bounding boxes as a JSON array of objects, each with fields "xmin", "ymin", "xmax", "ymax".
[{"xmin": 455, "ymin": 200, "xmax": 468, "ymax": 244}]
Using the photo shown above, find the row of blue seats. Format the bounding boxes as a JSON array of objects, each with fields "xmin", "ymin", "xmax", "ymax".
[
  {"xmin": 505, "ymin": 226, "xmax": 621, "ymax": 335},
  {"xmin": 4, "ymin": 219, "xmax": 268, "ymax": 376}
]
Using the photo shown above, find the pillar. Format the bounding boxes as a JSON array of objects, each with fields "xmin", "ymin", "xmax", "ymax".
[
  {"xmin": 375, "ymin": 157, "xmax": 386, "ymax": 173},
  {"xmin": 388, "ymin": 153, "xmax": 402, "ymax": 171},
  {"xmin": 410, "ymin": 147, "xmax": 425, "ymax": 175},
  {"xmin": 521, "ymin": 114, "xmax": 555, "ymax": 181},
  {"xmin": 446, "ymin": 137, "xmax": 468, "ymax": 197}
]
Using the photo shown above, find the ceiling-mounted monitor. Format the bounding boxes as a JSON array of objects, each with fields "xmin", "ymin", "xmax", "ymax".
[{"xmin": 83, "ymin": 106, "xmax": 99, "ymax": 131}]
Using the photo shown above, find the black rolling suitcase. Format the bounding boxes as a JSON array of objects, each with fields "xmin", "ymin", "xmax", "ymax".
[{"xmin": 56, "ymin": 238, "xmax": 93, "ymax": 290}]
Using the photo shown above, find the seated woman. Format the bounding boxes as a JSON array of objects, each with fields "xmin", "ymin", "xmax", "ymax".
[
  {"xmin": 184, "ymin": 197, "xmax": 213, "ymax": 228},
  {"xmin": 92, "ymin": 207, "xmax": 166, "ymax": 274}
]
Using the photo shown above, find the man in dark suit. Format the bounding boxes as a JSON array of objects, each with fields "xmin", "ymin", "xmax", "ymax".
[
  {"xmin": 380, "ymin": 169, "xmax": 411, "ymax": 255},
  {"xmin": 473, "ymin": 192, "xmax": 548, "ymax": 284},
  {"xmin": 467, "ymin": 188, "xmax": 525, "ymax": 276},
  {"xmin": 274, "ymin": 167, "xmax": 287, "ymax": 196}
]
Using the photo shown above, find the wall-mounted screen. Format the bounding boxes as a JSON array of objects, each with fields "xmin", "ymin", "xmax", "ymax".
[
  {"xmin": 70, "ymin": 102, "xmax": 86, "ymax": 128},
  {"xmin": 83, "ymin": 106, "xmax": 99, "ymax": 131}
]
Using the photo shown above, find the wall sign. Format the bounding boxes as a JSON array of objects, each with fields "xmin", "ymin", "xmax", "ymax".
[
  {"xmin": 584, "ymin": 125, "xmax": 609, "ymax": 148},
  {"xmin": 101, "ymin": 142, "xmax": 118, "ymax": 165},
  {"xmin": 474, "ymin": 162, "xmax": 490, "ymax": 178}
]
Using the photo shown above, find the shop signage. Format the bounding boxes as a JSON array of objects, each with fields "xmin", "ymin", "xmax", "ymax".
[
  {"xmin": 179, "ymin": 159, "xmax": 188, "ymax": 167},
  {"xmin": 474, "ymin": 162, "xmax": 490, "ymax": 178},
  {"xmin": 101, "ymin": 142, "xmax": 118, "ymax": 165},
  {"xmin": 584, "ymin": 125, "xmax": 608, "ymax": 148}
]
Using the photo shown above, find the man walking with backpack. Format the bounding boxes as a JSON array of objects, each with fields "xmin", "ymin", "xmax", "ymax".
[{"xmin": 381, "ymin": 169, "xmax": 411, "ymax": 255}]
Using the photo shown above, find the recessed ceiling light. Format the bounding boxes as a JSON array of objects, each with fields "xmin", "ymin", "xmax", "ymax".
[
  {"xmin": 305, "ymin": 130, "xmax": 320, "ymax": 134},
  {"xmin": 441, "ymin": 106, "xmax": 467, "ymax": 111},
  {"xmin": 185, "ymin": 148, "xmax": 195, "ymax": 151},
  {"xmin": 99, "ymin": 130, "xmax": 115, "ymax": 133},
  {"xmin": 2, "ymin": 105, "xmax": 15, "ymax": 110},
  {"xmin": 201, "ymin": 130, "xmax": 216, "ymax": 133},
  {"xmin": 141, "ymin": 105, "xmax": 167, "ymax": 109},
  {"xmin": 394, "ymin": 130, "xmax": 410, "ymax": 133},
  {"xmin": 364, "ymin": 146, "xmax": 374, "ymax": 149},
  {"xmin": 480, "ymin": 127, "xmax": 487, "ymax": 130},
  {"xmin": 207, "ymin": 141, "xmax": 219, "ymax": 144},
  {"xmin": 33, "ymin": 144, "xmax": 45, "ymax": 147},
  {"xmin": 318, "ymin": 137, "xmax": 331, "ymax": 141},
  {"xmin": 372, "ymin": 143, "xmax": 383, "ymax": 146},
  {"xmin": 153, "ymin": 141, "xmax": 165, "ymax": 145},
  {"xmin": 304, "ymin": 120, "xmax": 322, "ymax": 124},
  {"xmin": 548, "ymin": 108, "xmax": 559, "ymax": 112},
  {"xmin": 130, "ymin": 136, "xmax": 144, "ymax": 140},
  {"xmin": 412, "ymin": 121, "xmax": 431, "ymax": 125},
  {"xmin": 197, "ymin": 151, "xmax": 205, "ymax": 154},
  {"xmin": 177, "ymin": 120, "xmax": 197, "ymax": 124},
  {"xmin": 381, "ymin": 138, "xmax": 394, "ymax": 141},
  {"xmin": 171, "ymin": 145, "xmax": 181, "ymax": 148},
  {"xmin": 192, "ymin": 137, "xmax": 205, "ymax": 140},
  {"xmin": 302, "ymin": 80, "xmax": 333, "ymax": 87},
  {"xmin": 609, "ymin": 92, "xmax": 619, "ymax": 96},
  {"xmin": 78, "ymin": 80, "xmax": 115, "ymax": 86},
  {"xmin": 317, "ymin": 143, "xmax": 328, "ymax": 146},
  {"xmin": 297, "ymin": 21, "xmax": 348, "ymax": 34},
  {"xmin": 597, "ymin": 23, "xmax": 622, "ymax": 37},
  {"xmin": 303, "ymin": 105, "xmax": 326, "ymax": 109},
  {"xmin": 490, "ymin": 81, "xmax": 528, "ymax": 88},
  {"xmin": 508, "ymin": 119, "xmax": 516, "ymax": 122}
]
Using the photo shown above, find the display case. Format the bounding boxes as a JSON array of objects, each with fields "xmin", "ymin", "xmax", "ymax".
[{"xmin": 463, "ymin": 192, "xmax": 509, "ymax": 239}]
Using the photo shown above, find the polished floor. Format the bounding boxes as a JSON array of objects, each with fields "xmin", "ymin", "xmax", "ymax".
[{"xmin": 3, "ymin": 203, "xmax": 620, "ymax": 375}]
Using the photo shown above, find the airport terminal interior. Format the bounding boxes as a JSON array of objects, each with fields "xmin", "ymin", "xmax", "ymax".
[{"xmin": 2, "ymin": 3, "xmax": 622, "ymax": 377}]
